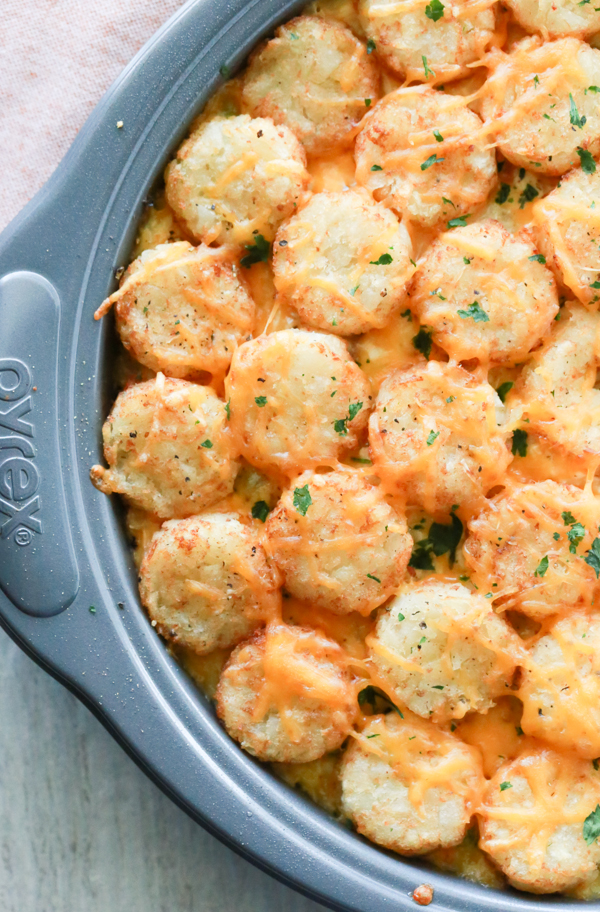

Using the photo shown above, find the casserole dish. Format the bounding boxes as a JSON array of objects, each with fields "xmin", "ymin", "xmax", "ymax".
[{"xmin": 0, "ymin": 0, "xmax": 592, "ymax": 908}]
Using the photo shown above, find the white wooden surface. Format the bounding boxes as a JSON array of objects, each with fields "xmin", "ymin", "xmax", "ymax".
[{"xmin": 0, "ymin": 630, "xmax": 326, "ymax": 912}]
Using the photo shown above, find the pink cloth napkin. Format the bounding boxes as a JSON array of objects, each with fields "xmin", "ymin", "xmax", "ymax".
[{"xmin": 1, "ymin": 0, "xmax": 187, "ymax": 232}]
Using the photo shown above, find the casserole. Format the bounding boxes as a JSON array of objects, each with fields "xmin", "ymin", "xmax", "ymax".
[{"xmin": 0, "ymin": 0, "xmax": 593, "ymax": 908}]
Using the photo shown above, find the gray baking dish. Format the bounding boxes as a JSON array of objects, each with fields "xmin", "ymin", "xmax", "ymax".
[{"xmin": 0, "ymin": 1, "xmax": 592, "ymax": 908}]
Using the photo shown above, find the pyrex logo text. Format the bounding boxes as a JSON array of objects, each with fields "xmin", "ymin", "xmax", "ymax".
[{"xmin": 0, "ymin": 359, "xmax": 41, "ymax": 545}]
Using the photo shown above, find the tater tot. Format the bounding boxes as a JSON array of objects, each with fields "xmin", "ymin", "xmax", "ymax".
[
  {"xmin": 216, "ymin": 624, "xmax": 357, "ymax": 762},
  {"xmin": 165, "ymin": 115, "xmax": 310, "ymax": 245},
  {"xmin": 341, "ymin": 711, "xmax": 484, "ymax": 855},
  {"xmin": 516, "ymin": 302, "xmax": 600, "ymax": 460},
  {"xmin": 358, "ymin": 0, "xmax": 498, "ymax": 85},
  {"xmin": 355, "ymin": 87, "xmax": 497, "ymax": 228},
  {"xmin": 272, "ymin": 189, "xmax": 415, "ymax": 336},
  {"xmin": 139, "ymin": 513, "xmax": 280, "ymax": 654},
  {"xmin": 519, "ymin": 611, "xmax": 600, "ymax": 759},
  {"xmin": 90, "ymin": 375, "xmax": 239, "ymax": 518},
  {"xmin": 532, "ymin": 163, "xmax": 600, "ymax": 306},
  {"xmin": 265, "ymin": 468, "xmax": 412, "ymax": 615},
  {"xmin": 369, "ymin": 361, "xmax": 512, "ymax": 514},
  {"xmin": 225, "ymin": 329, "xmax": 371, "ymax": 476},
  {"xmin": 241, "ymin": 17, "xmax": 380, "ymax": 156},
  {"xmin": 409, "ymin": 220, "xmax": 558, "ymax": 365},
  {"xmin": 465, "ymin": 480, "xmax": 600, "ymax": 619},
  {"xmin": 95, "ymin": 242, "xmax": 255, "ymax": 381},
  {"xmin": 481, "ymin": 37, "xmax": 600, "ymax": 176},
  {"xmin": 368, "ymin": 580, "xmax": 521, "ymax": 722},
  {"xmin": 478, "ymin": 748, "xmax": 600, "ymax": 893},
  {"xmin": 505, "ymin": 0, "xmax": 600, "ymax": 40}
]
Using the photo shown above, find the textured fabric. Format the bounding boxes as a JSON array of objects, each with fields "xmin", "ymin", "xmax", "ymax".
[{"xmin": 0, "ymin": 0, "xmax": 187, "ymax": 232}]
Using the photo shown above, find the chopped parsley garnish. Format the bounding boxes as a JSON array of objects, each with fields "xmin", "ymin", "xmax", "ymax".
[
  {"xmin": 585, "ymin": 537, "xmax": 600, "ymax": 578},
  {"xmin": 562, "ymin": 511, "xmax": 577, "ymax": 525},
  {"xmin": 432, "ymin": 684, "xmax": 445, "ymax": 690},
  {"xmin": 409, "ymin": 512, "xmax": 463, "ymax": 569},
  {"xmin": 427, "ymin": 430, "xmax": 440, "ymax": 446},
  {"xmin": 371, "ymin": 164, "xmax": 383, "ymax": 171},
  {"xmin": 447, "ymin": 216, "xmax": 468, "ymax": 228},
  {"xmin": 422, "ymin": 55, "xmax": 435, "ymax": 79},
  {"xmin": 365, "ymin": 98, "xmax": 371, "ymax": 107},
  {"xmin": 366, "ymin": 38, "xmax": 376, "ymax": 54},
  {"xmin": 89, "ymin": 606, "xmax": 96, "ymax": 614},
  {"xmin": 500, "ymin": 781, "xmax": 512, "ymax": 791},
  {"xmin": 289, "ymin": 32, "xmax": 299, "ymax": 39},
  {"xmin": 496, "ymin": 381, "xmax": 514, "ymax": 403},
  {"xmin": 577, "ymin": 147, "xmax": 597, "ymax": 174},
  {"xmin": 463, "ymin": 257, "xmax": 472, "ymax": 265},
  {"xmin": 512, "ymin": 428, "xmax": 528, "ymax": 457},
  {"xmin": 495, "ymin": 183, "xmax": 511, "ymax": 205},
  {"xmin": 457, "ymin": 301, "xmax": 489, "ymax": 322},
  {"xmin": 366, "ymin": 573, "xmax": 381, "ymax": 583},
  {"xmin": 421, "ymin": 153, "xmax": 445, "ymax": 170},
  {"xmin": 398, "ymin": 612, "xmax": 405, "ymax": 622},
  {"xmin": 589, "ymin": 85, "xmax": 600, "ymax": 92},
  {"xmin": 534, "ymin": 555, "xmax": 549, "ymax": 578},
  {"xmin": 293, "ymin": 485, "xmax": 312, "ymax": 516},
  {"xmin": 584, "ymin": 805, "xmax": 600, "ymax": 844},
  {"xmin": 412, "ymin": 327, "xmax": 433, "ymax": 359},
  {"xmin": 334, "ymin": 401, "xmax": 363, "ymax": 436},
  {"xmin": 358, "ymin": 685, "xmax": 403, "ymax": 717},
  {"xmin": 442, "ymin": 196, "xmax": 455, "ymax": 207},
  {"xmin": 425, "ymin": 0, "xmax": 445, "ymax": 20},
  {"xmin": 529, "ymin": 254, "xmax": 546, "ymax": 263},
  {"xmin": 518, "ymin": 184, "xmax": 539, "ymax": 209},
  {"xmin": 569, "ymin": 93, "xmax": 587, "ymax": 129},
  {"xmin": 370, "ymin": 253, "xmax": 393, "ymax": 265},
  {"xmin": 254, "ymin": 396, "xmax": 267, "ymax": 407},
  {"xmin": 401, "ymin": 308, "xmax": 412, "ymax": 320},
  {"xmin": 225, "ymin": 399, "xmax": 231, "ymax": 420},
  {"xmin": 568, "ymin": 522, "xmax": 586, "ymax": 554},
  {"xmin": 433, "ymin": 129, "xmax": 444, "ymax": 142},
  {"xmin": 251, "ymin": 501, "xmax": 270, "ymax": 523},
  {"xmin": 201, "ymin": 439, "xmax": 213, "ymax": 449},
  {"xmin": 240, "ymin": 233, "xmax": 270, "ymax": 268}
]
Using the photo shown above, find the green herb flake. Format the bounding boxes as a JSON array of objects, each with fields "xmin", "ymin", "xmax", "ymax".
[
  {"xmin": 254, "ymin": 396, "xmax": 267, "ymax": 407},
  {"xmin": 201, "ymin": 439, "xmax": 213, "ymax": 449},
  {"xmin": 585, "ymin": 538, "xmax": 600, "ymax": 578},
  {"xmin": 562, "ymin": 511, "xmax": 577, "ymax": 525},
  {"xmin": 568, "ymin": 522, "xmax": 586, "ymax": 554},
  {"xmin": 251, "ymin": 501, "xmax": 270, "ymax": 523},
  {"xmin": 89, "ymin": 606, "xmax": 96, "ymax": 614},
  {"xmin": 497, "ymin": 381, "xmax": 514, "ymax": 403},
  {"xmin": 401, "ymin": 308, "xmax": 412, "ymax": 321},
  {"xmin": 419, "ymin": 636, "xmax": 427, "ymax": 645},
  {"xmin": 534, "ymin": 555, "xmax": 549, "ymax": 578},
  {"xmin": 366, "ymin": 38, "xmax": 376, "ymax": 54},
  {"xmin": 577, "ymin": 147, "xmax": 597, "ymax": 174},
  {"xmin": 370, "ymin": 252, "xmax": 393, "ymax": 265},
  {"xmin": 518, "ymin": 184, "xmax": 539, "ymax": 209},
  {"xmin": 366, "ymin": 733, "xmax": 380, "ymax": 738},
  {"xmin": 425, "ymin": 0, "xmax": 445, "ymax": 20},
  {"xmin": 442, "ymin": 196, "xmax": 455, "ymax": 207},
  {"xmin": 427, "ymin": 430, "xmax": 440, "ymax": 446},
  {"xmin": 293, "ymin": 485, "xmax": 312, "ymax": 516},
  {"xmin": 371, "ymin": 164, "xmax": 383, "ymax": 171},
  {"xmin": 589, "ymin": 85, "xmax": 600, "ymax": 92},
  {"xmin": 219, "ymin": 63, "xmax": 230, "ymax": 78},
  {"xmin": 433, "ymin": 129, "xmax": 444, "ymax": 142},
  {"xmin": 421, "ymin": 153, "xmax": 445, "ymax": 171},
  {"xmin": 447, "ymin": 216, "xmax": 468, "ymax": 228},
  {"xmin": 412, "ymin": 327, "xmax": 433, "ymax": 359},
  {"xmin": 422, "ymin": 56, "xmax": 435, "ymax": 79},
  {"xmin": 446, "ymin": 396, "xmax": 455, "ymax": 403},
  {"xmin": 432, "ymin": 684, "xmax": 445, "ymax": 690},
  {"xmin": 495, "ymin": 183, "xmax": 511, "ymax": 205},
  {"xmin": 500, "ymin": 781, "xmax": 512, "ymax": 791},
  {"xmin": 240, "ymin": 233, "xmax": 270, "ymax": 268},
  {"xmin": 398, "ymin": 612, "xmax": 405, "ymax": 622},
  {"xmin": 554, "ymin": 532, "xmax": 560, "ymax": 541},
  {"xmin": 570, "ymin": 93, "xmax": 587, "ymax": 129},
  {"xmin": 512, "ymin": 428, "xmax": 528, "ymax": 457},
  {"xmin": 584, "ymin": 805, "xmax": 600, "ymax": 844},
  {"xmin": 365, "ymin": 98, "xmax": 371, "ymax": 107},
  {"xmin": 529, "ymin": 254, "xmax": 546, "ymax": 263},
  {"xmin": 457, "ymin": 301, "xmax": 490, "ymax": 322},
  {"xmin": 367, "ymin": 573, "xmax": 381, "ymax": 583},
  {"xmin": 289, "ymin": 31, "xmax": 299, "ymax": 39},
  {"xmin": 225, "ymin": 399, "xmax": 231, "ymax": 420}
]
